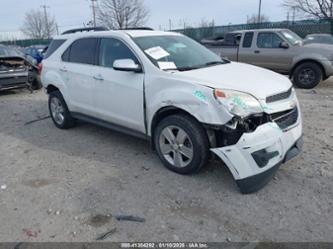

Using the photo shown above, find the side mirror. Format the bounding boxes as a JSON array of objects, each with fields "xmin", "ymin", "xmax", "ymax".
[
  {"xmin": 280, "ymin": 41, "xmax": 290, "ymax": 49},
  {"xmin": 113, "ymin": 59, "xmax": 142, "ymax": 73}
]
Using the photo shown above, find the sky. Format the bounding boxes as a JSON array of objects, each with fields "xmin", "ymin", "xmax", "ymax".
[{"xmin": 0, "ymin": 0, "xmax": 287, "ymax": 40}]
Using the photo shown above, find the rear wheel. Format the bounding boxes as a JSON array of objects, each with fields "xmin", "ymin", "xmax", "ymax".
[
  {"xmin": 154, "ymin": 114, "xmax": 209, "ymax": 174},
  {"xmin": 48, "ymin": 91, "xmax": 75, "ymax": 129},
  {"xmin": 292, "ymin": 62, "xmax": 323, "ymax": 89}
]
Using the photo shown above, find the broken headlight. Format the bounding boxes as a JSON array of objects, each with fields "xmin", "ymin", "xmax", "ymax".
[{"xmin": 214, "ymin": 89, "xmax": 263, "ymax": 118}]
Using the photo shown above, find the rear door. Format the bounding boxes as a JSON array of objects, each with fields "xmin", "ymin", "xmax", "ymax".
[
  {"xmin": 61, "ymin": 38, "xmax": 99, "ymax": 115},
  {"xmin": 238, "ymin": 31, "xmax": 256, "ymax": 64}
]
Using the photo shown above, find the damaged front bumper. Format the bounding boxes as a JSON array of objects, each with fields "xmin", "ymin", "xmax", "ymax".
[
  {"xmin": 211, "ymin": 119, "xmax": 303, "ymax": 194},
  {"xmin": 0, "ymin": 56, "xmax": 29, "ymax": 91}
]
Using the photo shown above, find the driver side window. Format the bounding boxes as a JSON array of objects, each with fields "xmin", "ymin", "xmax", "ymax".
[
  {"xmin": 257, "ymin": 32, "xmax": 283, "ymax": 48},
  {"xmin": 99, "ymin": 38, "xmax": 138, "ymax": 68}
]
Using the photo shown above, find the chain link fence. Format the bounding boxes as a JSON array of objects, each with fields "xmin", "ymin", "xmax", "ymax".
[
  {"xmin": 177, "ymin": 19, "xmax": 333, "ymax": 41},
  {"xmin": 1, "ymin": 19, "xmax": 333, "ymax": 46},
  {"xmin": 0, "ymin": 39, "xmax": 50, "ymax": 47}
]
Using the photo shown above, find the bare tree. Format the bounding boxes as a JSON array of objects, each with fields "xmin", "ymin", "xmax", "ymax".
[
  {"xmin": 198, "ymin": 18, "xmax": 215, "ymax": 28},
  {"xmin": 21, "ymin": 9, "xmax": 57, "ymax": 39},
  {"xmin": 283, "ymin": 0, "xmax": 333, "ymax": 19},
  {"xmin": 97, "ymin": 0, "xmax": 150, "ymax": 29},
  {"xmin": 247, "ymin": 14, "xmax": 270, "ymax": 24}
]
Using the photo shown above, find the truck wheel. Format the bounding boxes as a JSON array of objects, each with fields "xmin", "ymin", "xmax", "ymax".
[
  {"xmin": 292, "ymin": 62, "xmax": 322, "ymax": 89},
  {"xmin": 154, "ymin": 114, "xmax": 209, "ymax": 174},
  {"xmin": 48, "ymin": 90, "xmax": 75, "ymax": 129}
]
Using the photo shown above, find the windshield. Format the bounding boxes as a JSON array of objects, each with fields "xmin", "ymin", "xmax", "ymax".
[
  {"xmin": 0, "ymin": 45, "xmax": 23, "ymax": 57},
  {"xmin": 133, "ymin": 35, "xmax": 226, "ymax": 71},
  {"xmin": 280, "ymin": 30, "xmax": 303, "ymax": 45}
]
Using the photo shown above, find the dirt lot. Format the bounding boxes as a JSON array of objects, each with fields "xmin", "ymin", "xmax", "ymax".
[{"xmin": 0, "ymin": 79, "xmax": 332, "ymax": 242}]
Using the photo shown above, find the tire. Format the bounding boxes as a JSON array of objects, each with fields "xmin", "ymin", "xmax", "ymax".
[
  {"xmin": 28, "ymin": 70, "xmax": 42, "ymax": 90},
  {"xmin": 48, "ymin": 90, "xmax": 75, "ymax": 129},
  {"xmin": 292, "ymin": 62, "xmax": 323, "ymax": 89},
  {"xmin": 154, "ymin": 114, "xmax": 209, "ymax": 174},
  {"xmin": 31, "ymin": 78, "xmax": 42, "ymax": 90}
]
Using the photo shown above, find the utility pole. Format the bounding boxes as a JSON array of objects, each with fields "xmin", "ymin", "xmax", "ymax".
[
  {"xmin": 258, "ymin": 0, "xmax": 262, "ymax": 24},
  {"xmin": 90, "ymin": 0, "xmax": 97, "ymax": 27},
  {"xmin": 292, "ymin": 6, "xmax": 296, "ymax": 24},
  {"xmin": 169, "ymin": 19, "xmax": 172, "ymax": 31},
  {"xmin": 41, "ymin": 5, "xmax": 50, "ymax": 39}
]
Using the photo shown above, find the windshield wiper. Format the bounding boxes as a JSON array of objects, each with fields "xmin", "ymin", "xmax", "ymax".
[
  {"xmin": 177, "ymin": 61, "xmax": 226, "ymax": 72},
  {"xmin": 204, "ymin": 61, "xmax": 224, "ymax": 66},
  {"xmin": 177, "ymin": 65, "xmax": 202, "ymax": 71}
]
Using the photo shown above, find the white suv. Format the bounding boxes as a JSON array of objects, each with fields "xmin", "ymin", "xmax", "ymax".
[{"xmin": 41, "ymin": 28, "xmax": 303, "ymax": 194}]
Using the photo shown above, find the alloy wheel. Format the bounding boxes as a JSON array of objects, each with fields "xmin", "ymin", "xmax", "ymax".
[
  {"xmin": 298, "ymin": 68, "xmax": 316, "ymax": 85},
  {"xmin": 159, "ymin": 125, "xmax": 194, "ymax": 168},
  {"xmin": 50, "ymin": 97, "xmax": 65, "ymax": 125}
]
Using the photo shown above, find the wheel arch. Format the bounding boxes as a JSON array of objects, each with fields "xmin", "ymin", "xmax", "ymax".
[
  {"xmin": 150, "ymin": 106, "xmax": 205, "ymax": 150},
  {"xmin": 290, "ymin": 59, "xmax": 326, "ymax": 80},
  {"xmin": 46, "ymin": 84, "xmax": 60, "ymax": 94}
]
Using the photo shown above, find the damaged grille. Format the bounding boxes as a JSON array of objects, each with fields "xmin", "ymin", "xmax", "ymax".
[
  {"xmin": 271, "ymin": 106, "xmax": 298, "ymax": 130},
  {"xmin": 266, "ymin": 88, "xmax": 292, "ymax": 103},
  {"xmin": 0, "ymin": 76, "xmax": 28, "ymax": 87}
]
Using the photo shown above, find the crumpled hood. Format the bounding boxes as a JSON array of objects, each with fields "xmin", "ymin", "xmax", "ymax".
[
  {"xmin": 0, "ymin": 56, "xmax": 27, "ymax": 72},
  {"xmin": 175, "ymin": 62, "xmax": 292, "ymax": 100}
]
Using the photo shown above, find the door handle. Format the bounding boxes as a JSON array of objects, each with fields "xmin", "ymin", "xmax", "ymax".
[
  {"xmin": 93, "ymin": 74, "xmax": 104, "ymax": 81},
  {"xmin": 60, "ymin": 67, "xmax": 67, "ymax": 72},
  {"xmin": 254, "ymin": 50, "xmax": 260, "ymax": 54}
]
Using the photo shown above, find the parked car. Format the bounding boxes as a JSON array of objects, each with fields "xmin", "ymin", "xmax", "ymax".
[
  {"xmin": 41, "ymin": 28, "xmax": 303, "ymax": 194},
  {"xmin": 0, "ymin": 44, "xmax": 30, "ymax": 91},
  {"xmin": 25, "ymin": 45, "xmax": 47, "ymax": 64},
  {"xmin": 211, "ymin": 29, "xmax": 333, "ymax": 89},
  {"xmin": 304, "ymin": 33, "xmax": 333, "ymax": 45},
  {"xmin": 0, "ymin": 44, "xmax": 42, "ymax": 91}
]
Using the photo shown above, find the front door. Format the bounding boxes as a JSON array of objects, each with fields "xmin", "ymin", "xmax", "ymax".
[
  {"xmin": 251, "ymin": 32, "xmax": 292, "ymax": 73},
  {"xmin": 93, "ymin": 38, "xmax": 145, "ymax": 133}
]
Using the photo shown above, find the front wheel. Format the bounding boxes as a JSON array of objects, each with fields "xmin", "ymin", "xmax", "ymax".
[
  {"xmin": 292, "ymin": 62, "xmax": 323, "ymax": 89},
  {"xmin": 154, "ymin": 114, "xmax": 209, "ymax": 175}
]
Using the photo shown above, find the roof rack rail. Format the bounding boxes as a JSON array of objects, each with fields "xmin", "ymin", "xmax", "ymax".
[
  {"xmin": 61, "ymin": 27, "xmax": 109, "ymax": 35},
  {"xmin": 121, "ymin": 27, "xmax": 154, "ymax": 31}
]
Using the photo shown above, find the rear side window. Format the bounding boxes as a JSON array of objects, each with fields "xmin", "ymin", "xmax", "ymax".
[
  {"xmin": 98, "ymin": 38, "xmax": 138, "ymax": 68},
  {"xmin": 243, "ymin": 32, "xmax": 254, "ymax": 48},
  {"xmin": 44, "ymin": 39, "xmax": 66, "ymax": 59},
  {"xmin": 66, "ymin": 38, "xmax": 98, "ymax": 65},
  {"xmin": 222, "ymin": 33, "xmax": 241, "ymax": 47}
]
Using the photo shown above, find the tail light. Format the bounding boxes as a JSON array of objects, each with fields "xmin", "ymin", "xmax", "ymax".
[{"xmin": 38, "ymin": 63, "xmax": 43, "ymax": 75}]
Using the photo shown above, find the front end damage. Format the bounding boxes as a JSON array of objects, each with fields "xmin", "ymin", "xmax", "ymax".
[
  {"xmin": 0, "ymin": 56, "xmax": 30, "ymax": 91},
  {"xmin": 209, "ymin": 93, "xmax": 303, "ymax": 194}
]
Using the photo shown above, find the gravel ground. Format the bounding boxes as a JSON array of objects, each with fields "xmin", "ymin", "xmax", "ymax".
[{"xmin": 0, "ymin": 79, "xmax": 332, "ymax": 242}]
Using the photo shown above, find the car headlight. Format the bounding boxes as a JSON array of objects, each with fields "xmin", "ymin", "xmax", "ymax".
[{"xmin": 214, "ymin": 89, "xmax": 263, "ymax": 117}]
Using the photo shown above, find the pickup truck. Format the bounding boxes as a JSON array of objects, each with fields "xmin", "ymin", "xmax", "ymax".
[{"xmin": 210, "ymin": 29, "xmax": 333, "ymax": 89}]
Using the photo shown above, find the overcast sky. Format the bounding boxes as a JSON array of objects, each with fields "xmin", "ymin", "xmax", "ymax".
[{"xmin": 0, "ymin": 0, "xmax": 287, "ymax": 39}]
